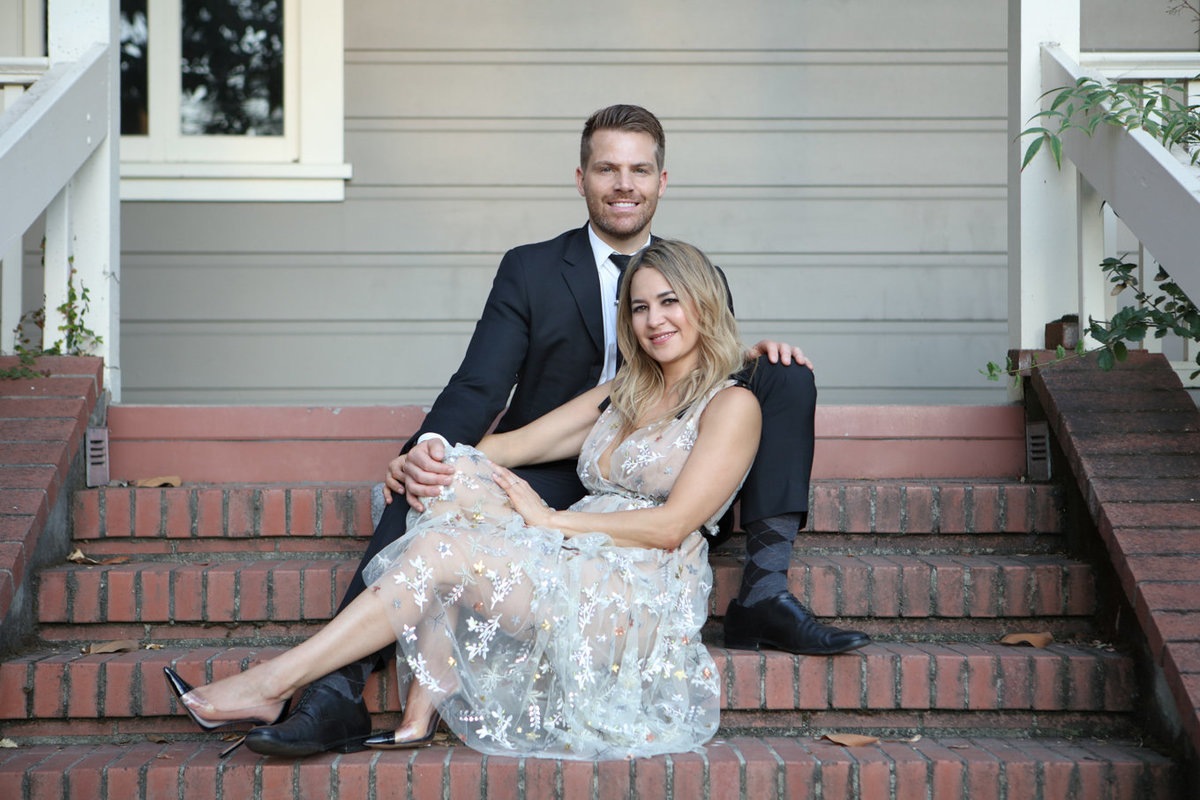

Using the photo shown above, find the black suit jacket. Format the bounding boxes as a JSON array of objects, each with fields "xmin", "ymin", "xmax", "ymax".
[
  {"xmin": 406, "ymin": 225, "xmax": 610, "ymax": 451},
  {"xmin": 403, "ymin": 224, "xmax": 814, "ymax": 523}
]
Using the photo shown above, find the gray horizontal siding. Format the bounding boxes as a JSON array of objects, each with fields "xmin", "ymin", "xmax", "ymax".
[{"xmin": 116, "ymin": 0, "xmax": 1020, "ymax": 405}]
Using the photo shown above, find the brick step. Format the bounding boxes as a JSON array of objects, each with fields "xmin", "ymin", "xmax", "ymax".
[
  {"xmin": 0, "ymin": 642, "xmax": 1134, "ymax": 726},
  {"xmin": 70, "ymin": 485, "xmax": 377, "ymax": 551},
  {"xmin": 64, "ymin": 530, "xmax": 1073, "ymax": 559},
  {"xmin": 70, "ymin": 480, "xmax": 1065, "ymax": 543},
  {"xmin": 35, "ymin": 615, "xmax": 1097, "ymax": 647},
  {"xmin": 784, "ymin": 532, "xmax": 1068, "ymax": 556},
  {"xmin": 0, "ymin": 737, "xmax": 1178, "ymax": 800},
  {"xmin": 35, "ymin": 554, "xmax": 1097, "ymax": 631}
]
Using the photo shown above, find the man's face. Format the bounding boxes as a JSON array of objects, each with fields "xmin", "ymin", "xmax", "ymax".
[{"xmin": 576, "ymin": 129, "xmax": 667, "ymax": 250}]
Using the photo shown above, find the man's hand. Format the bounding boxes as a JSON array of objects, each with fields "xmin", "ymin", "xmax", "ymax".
[
  {"xmin": 382, "ymin": 454, "xmax": 407, "ymax": 505},
  {"xmin": 747, "ymin": 339, "xmax": 813, "ymax": 369},
  {"xmin": 384, "ymin": 439, "xmax": 457, "ymax": 513}
]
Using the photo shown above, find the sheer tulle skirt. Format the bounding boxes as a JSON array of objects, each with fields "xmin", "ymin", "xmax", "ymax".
[{"xmin": 363, "ymin": 446, "xmax": 720, "ymax": 760}]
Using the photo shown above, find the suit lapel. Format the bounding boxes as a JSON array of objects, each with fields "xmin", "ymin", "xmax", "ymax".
[{"xmin": 561, "ymin": 225, "xmax": 604, "ymax": 352}]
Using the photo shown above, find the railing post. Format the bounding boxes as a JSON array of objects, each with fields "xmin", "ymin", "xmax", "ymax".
[
  {"xmin": 1008, "ymin": 0, "xmax": 1081, "ymax": 356},
  {"xmin": 1, "ymin": 75, "xmax": 28, "ymax": 352},
  {"xmin": 0, "ymin": 236, "xmax": 19, "ymax": 351},
  {"xmin": 45, "ymin": 0, "xmax": 120, "ymax": 398},
  {"xmin": 1138, "ymin": 245, "xmax": 1165, "ymax": 356},
  {"xmin": 1076, "ymin": 178, "xmax": 1108, "ymax": 350}
]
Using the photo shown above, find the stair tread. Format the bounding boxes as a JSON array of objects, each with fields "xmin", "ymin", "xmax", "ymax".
[
  {"xmin": 0, "ymin": 640, "xmax": 1135, "ymax": 721},
  {"xmin": 35, "ymin": 552, "xmax": 1098, "ymax": 625},
  {"xmin": 70, "ymin": 479, "xmax": 1065, "ymax": 540},
  {"xmin": 0, "ymin": 736, "xmax": 1178, "ymax": 800}
]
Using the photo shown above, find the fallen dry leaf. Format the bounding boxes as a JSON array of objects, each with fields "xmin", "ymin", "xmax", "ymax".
[
  {"xmin": 821, "ymin": 733, "xmax": 879, "ymax": 747},
  {"xmin": 143, "ymin": 643, "xmax": 164, "ymax": 650},
  {"xmin": 81, "ymin": 639, "xmax": 139, "ymax": 655},
  {"xmin": 133, "ymin": 475, "xmax": 182, "ymax": 488},
  {"xmin": 0, "ymin": 738, "xmax": 17, "ymax": 748},
  {"xmin": 1000, "ymin": 632, "xmax": 1054, "ymax": 648},
  {"xmin": 146, "ymin": 735, "xmax": 169, "ymax": 744},
  {"xmin": 100, "ymin": 556, "xmax": 131, "ymax": 565},
  {"xmin": 66, "ymin": 548, "xmax": 100, "ymax": 566}
]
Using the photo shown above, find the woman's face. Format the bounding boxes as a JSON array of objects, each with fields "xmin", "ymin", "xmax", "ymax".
[{"xmin": 629, "ymin": 267, "xmax": 700, "ymax": 373}]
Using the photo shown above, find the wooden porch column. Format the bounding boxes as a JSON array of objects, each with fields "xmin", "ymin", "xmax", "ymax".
[
  {"xmin": 45, "ymin": 0, "xmax": 120, "ymax": 398},
  {"xmin": 1007, "ymin": 0, "xmax": 1081, "ymax": 353}
]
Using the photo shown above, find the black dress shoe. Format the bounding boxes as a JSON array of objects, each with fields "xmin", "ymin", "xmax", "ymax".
[
  {"xmin": 724, "ymin": 592, "xmax": 871, "ymax": 655},
  {"xmin": 242, "ymin": 683, "xmax": 372, "ymax": 757}
]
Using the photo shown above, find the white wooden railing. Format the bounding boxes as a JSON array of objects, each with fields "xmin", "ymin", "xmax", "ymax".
[
  {"xmin": 1081, "ymin": 53, "xmax": 1200, "ymax": 381},
  {"xmin": 0, "ymin": 56, "xmax": 48, "ymax": 351},
  {"xmin": 1010, "ymin": 0, "xmax": 1200, "ymax": 388},
  {"xmin": 0, "ymin": 1, "xmax": 120, "ymax": 398}
]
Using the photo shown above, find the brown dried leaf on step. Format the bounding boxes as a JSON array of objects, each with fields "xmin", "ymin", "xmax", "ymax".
[
  {"xmin": 66, "ymin": 548, "xmax": 100, "ymax": 565},
  {"xmin": 133, "ymin": 475, "xmax": 182, "ymax": 488},
  {"xmin": 0, "ymin": 738, "xmax": 18, "ymax": 748},
  {"xmin": 81, "ymin": 638, "xmax": 139, "ymax": 655},
  {"xmin": 946, "ymin": 743, "xmax": 971, "ymax": 749},
  {"xmin": 886, "ymin": 734, "xmax": 922, "ymax": 743},
  {"xmin": 1000, "ymin": 632, "xmax": 1054, "ymax": 648},
  {"xmin": 146, "ymin": 735, "xmax": 169, "ymax": 744},
  {"xmin": 143, "ymin": 643, "xmax": 164, "ymax": 650},
  {"xmin": 220, "ymin": 732, "xmax": 242, "ymax": 742},
  {"xmin": 821, "ymin": 733, "xmax": 879, "ymax": 747},
  {"xmin": 99, "ymin": 556, "xmax": 130, "ymax": 565}
]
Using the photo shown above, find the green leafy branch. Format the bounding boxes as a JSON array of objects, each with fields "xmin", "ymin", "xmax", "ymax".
[
  {"xmin": 46, "ymin": 261, "xmax": 103, "ymax": 357},
  {"xmin": 982, "ymin": 257, "xmax": 1200, "ymax": 385},
  {"xmin": 1020, "ymin": 76, "xmax": 1200, "ymax": 172},
  {"xmin": 1, "ymin": 255, "xmax": 103, "ymax": 380}
]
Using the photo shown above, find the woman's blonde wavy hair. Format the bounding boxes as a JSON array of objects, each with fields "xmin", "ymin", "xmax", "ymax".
[{"xmin": 610, "ymin": 239, "xmax": 748, "ymax": 431}]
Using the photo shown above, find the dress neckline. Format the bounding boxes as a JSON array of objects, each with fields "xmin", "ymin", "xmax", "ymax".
[
  {"xmin": 595, "ymin": 412, "xmax": 669, "ymax": 483},
  {"xmin": 593, "ymin": 379, "xmax": 732, "ymax": 483}
]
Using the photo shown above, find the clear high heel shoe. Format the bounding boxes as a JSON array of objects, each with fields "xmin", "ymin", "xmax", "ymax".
[
  {"xmin": 163, "ymin": 666, "xmax": 291, "ymax": 757},
  {"xmin": 362, "ymin": 714, "xmax": 440, "ymax": 750}
]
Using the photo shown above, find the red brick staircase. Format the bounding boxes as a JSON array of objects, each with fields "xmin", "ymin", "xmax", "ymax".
[{"xmin": 0, "ymin": 365, "xmax": 1185, "ymax": 798}]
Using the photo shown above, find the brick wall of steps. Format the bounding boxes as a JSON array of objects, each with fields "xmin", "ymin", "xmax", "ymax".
[{"xmin": 0, "ymin": 476, "xmax": 1181, "ymax": 799}]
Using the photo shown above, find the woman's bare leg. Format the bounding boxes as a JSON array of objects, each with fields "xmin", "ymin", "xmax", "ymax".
[{"xmin": 182, "ymin": 591, "xmax": 399, "ymax": 723}]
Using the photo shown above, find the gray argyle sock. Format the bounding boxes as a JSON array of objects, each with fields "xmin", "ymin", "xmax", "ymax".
[
  {"xmin": 738, "ymin": 512, "xmax": 804, "ymax": 607},
  {"xmin": 314, "ymin": 656, "xmax": 376, "ymax": 703}
]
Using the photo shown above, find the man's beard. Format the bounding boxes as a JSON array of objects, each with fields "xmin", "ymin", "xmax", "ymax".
[{"xmin": 588, "ymin": 195, "xmax": 656, "ymax": 242}]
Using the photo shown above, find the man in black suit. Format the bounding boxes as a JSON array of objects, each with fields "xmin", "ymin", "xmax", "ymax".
[{"xmin": 244, "ymin": 104, "xmax": 869, "ymax": 757}]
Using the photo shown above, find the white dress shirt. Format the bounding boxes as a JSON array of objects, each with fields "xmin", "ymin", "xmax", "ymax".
[{"xmin": 586, "ymin": 223, "xmax": 651, "ymax": 385}]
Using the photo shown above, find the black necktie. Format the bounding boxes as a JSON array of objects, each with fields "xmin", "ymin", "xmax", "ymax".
[{"xmin": 609, "ymin": 253, "xmax": 632, "ymax": 273}]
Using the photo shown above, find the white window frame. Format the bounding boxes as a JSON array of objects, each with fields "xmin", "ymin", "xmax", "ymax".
[{"xmin": 119, "ymin": 0, "xmax": 351, "ymax": 201}]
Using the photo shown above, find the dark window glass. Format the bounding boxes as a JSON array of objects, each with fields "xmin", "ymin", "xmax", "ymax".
[
  {"xmin": 119, "ymin": 0, "xmax": 148, "ymax": 135},
  {"xmin": 180, "ymin": 0, "xmax": 284, "ymax": 136}
]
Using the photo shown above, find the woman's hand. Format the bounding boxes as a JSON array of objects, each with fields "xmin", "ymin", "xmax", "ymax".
[{"xmin": 492, "ymin": 465, "xmax": 556, "ymax": 528}]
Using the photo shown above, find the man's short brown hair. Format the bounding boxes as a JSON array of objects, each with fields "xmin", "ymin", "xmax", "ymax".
[{"xmin": 580, "ymin": 105, "xmax": 666, "ymax": 171}]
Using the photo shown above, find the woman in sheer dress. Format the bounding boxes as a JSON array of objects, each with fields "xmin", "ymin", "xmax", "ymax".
[{"xmin": 164, "ymin": 239, "xmax": 762, "ymax": 760}]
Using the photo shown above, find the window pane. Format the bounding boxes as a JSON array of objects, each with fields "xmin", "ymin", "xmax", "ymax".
[
  {"xmin": 120, "ymin": 0, "xmax": 148, "ymax": 135},
  {"xmin": 180, "ymin": 0, "xmax": 284, "ymax": 136}
]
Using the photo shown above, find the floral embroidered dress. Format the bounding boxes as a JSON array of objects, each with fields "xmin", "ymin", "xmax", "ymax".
[{"xmin": 362, "ymin": 380, "xmax": 743, "ymax": 760}]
